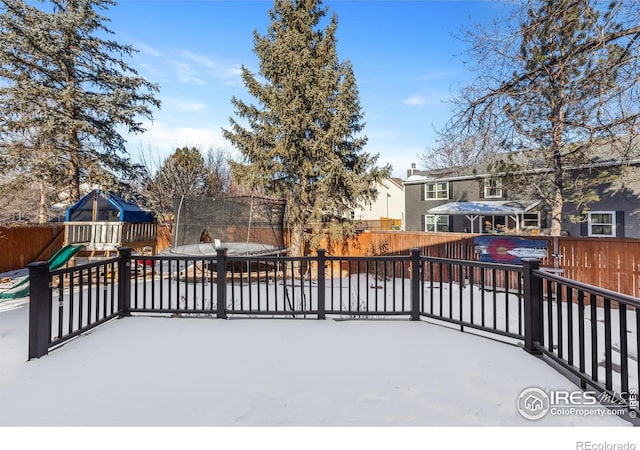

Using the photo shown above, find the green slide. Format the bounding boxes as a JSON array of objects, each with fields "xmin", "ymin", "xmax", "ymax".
[
  {"xmin": 48, "ymin": 244, "xmax": 85, "ymax": 271},
  {"xmin": 0, "ymin": 244, "xmax": 85, "ymax": 300}
]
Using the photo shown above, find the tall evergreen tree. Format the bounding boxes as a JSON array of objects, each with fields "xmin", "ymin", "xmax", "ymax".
[
  {"xmin": 434, "ymin": 0, "xmax": 640, "ymax": 235},
  {"xmin": 223, "ymin": 0, "xmax": 390, "ymax": 256},
  {"xmin": 0, "ymin": 0, "xmax": 160, "ymax": 212}
]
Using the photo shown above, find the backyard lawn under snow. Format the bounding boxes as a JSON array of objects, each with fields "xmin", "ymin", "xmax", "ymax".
[{"xmin": 0, "ymin": 296, "xmax": 630, "ymax": 427}]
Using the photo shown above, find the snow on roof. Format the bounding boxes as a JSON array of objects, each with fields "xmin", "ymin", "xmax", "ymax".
[
  {"xmin": 427, "ymin": 200, "xmax": 540, "ymax": 216},
  {"xmin": 404, "ymin": 174, "xmax": 430, "ymax": 183}
]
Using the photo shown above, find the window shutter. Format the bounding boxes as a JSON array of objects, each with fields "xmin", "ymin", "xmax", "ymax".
[
  {"xmin": 580, "ymin": 217, "xmax": 588, "ymax": 237},
  {"xmin": 616, "ymin": 211, "xmax": 625, "ymax": 237},
  {"xmin": 421, "ymin": 215, "xmax": 426, "ymax": 231},
  {"xmin": 478, "ymin": 180, "xmax": 484, "ymax": 199},
  {"xmin": 448, "ymin": 182, "xmax": 452, "ymax": 199},
  {"xmin": 421, "ymin": 184, "xmax": 425, "ymax": 201}
]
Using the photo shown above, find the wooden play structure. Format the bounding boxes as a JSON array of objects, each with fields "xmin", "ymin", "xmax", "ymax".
[{"xmin": 63, "ymin": 190, "xmax": 157, "ymax": 255}]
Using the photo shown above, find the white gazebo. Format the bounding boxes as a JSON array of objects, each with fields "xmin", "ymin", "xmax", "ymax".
[{"xmin": 427, "ymin": 200, "xmax": 541, "ymax": 233}]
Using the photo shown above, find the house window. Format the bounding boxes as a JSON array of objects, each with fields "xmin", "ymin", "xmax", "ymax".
[
  {"xmin": 522, "ymin": 213, "xmax": 540, "ymax": 228},
  {"xmin": 588, "ymin": 212, "xmax": 616, "ymax": 237},
  {"xmin": 425, "ymin": 215, "xmax": 449, "ymax": 232},
  {"xmin": 425, "ymin": 182, "xmax": 449, "ymax": 200},
  {"xmin": 483, "ymin": 178, "xmax": 503, "ymax": 198}
]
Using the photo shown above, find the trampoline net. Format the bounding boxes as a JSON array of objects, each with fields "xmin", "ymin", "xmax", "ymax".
[{"xmin": 172, "ymin": 196, "xmax": 286, "ymax": 252}]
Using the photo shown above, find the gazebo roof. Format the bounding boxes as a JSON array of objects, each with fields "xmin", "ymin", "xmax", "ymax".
[{"xmin": 427, "ymin": 200, "xmax": 540, "ymax": 216}]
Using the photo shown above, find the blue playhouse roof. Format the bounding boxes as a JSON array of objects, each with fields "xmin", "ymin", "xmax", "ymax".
[{"xmin": 65, "ymin": 190, "xmax": 155, "ymax": 223}]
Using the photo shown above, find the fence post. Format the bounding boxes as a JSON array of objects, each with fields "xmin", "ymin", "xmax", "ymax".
[
  {"xmin": 523, "ymin": 259, "xmax": 543, "ymax": 355},
  {"xmin": 117, "ymin": 247, "xmax": 132, "ymax": 318},
  {"xmin": 28, "ymin": 261, "xmax": 51, "ymax": 359},
  {"xmin": 216, "ymin": 248, "xmax": 228, "ymax": 319},
  {"xmin": 410, "ymin": 248, "xmax": 421, "ymax": 321},
  {"xmin": 317, "ymin": 249, "xmax": 326, "ymax": 320}
]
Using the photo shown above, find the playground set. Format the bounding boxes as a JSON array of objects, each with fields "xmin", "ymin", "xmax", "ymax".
[{"xmin": 0, "ymin": 189, "xmax": 157, "ymax": 299}]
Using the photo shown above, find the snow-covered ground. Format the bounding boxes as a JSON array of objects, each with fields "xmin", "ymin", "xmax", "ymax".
[{"xmin": 0, "ymin": 295, "xmax": 630, "ymax": 429}]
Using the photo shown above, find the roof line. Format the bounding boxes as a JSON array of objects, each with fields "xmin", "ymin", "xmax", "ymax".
[{"xmin": 404, "ymin": 158, "xmax": 640, "ymax": 184}]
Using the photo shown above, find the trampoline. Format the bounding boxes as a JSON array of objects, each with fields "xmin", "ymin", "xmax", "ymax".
[
  {"xmin": 163, "ymin": 195, "xmax": 287, "ymax": 258},
  {"xmin": 162, "ymin": 242, "xmax": 285, "ymax": 257}
]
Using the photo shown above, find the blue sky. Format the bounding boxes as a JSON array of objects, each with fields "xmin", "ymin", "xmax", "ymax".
[{"xmin": 107, "ymin": 0, "xmax": 509, "ymax": 178}]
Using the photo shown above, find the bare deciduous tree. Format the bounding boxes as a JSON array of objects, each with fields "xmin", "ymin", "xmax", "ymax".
[
  {"xmin": 139, "ymin": 146, "xmax": 242, "ymax": 225},
  {"xmin": 433, "ymin": 0, "xmax": 640, "ymax": 235}
]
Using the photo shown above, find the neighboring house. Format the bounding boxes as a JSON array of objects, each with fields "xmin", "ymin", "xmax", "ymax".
[
  {"xmin": 403, "ymin": 150, "xmax": 640, "ymax": 238},
  {"xmin": 350, "ymin": 177, "xmax": 405, "ymax": 230}
]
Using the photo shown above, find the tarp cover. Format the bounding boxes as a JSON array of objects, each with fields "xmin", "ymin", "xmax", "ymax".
[
  {"xmin": 427, "ymin": 200, "xmax": 540, "ymax": 216},
  {"xmin": 474, "ymin": 236, "xmax": 548, "ymax": 264},
  {"xmin": 65, "ymin": 190, "xmax": 155, "ymax": 223}
]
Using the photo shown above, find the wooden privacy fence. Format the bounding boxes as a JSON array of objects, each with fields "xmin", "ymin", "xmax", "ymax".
[
  {"xmin": 0, "ymin": 224, "xmax": 65, "ymax": 274},
  {"xmin": 2, "ymin": 222, "xmax": 159, "ymax": 273},
  {"xmin": 155, "ymin": 228, "xmax": 640, "ymax": 296},
  {"xmin": 549, "ymin": 237, "xmax": 640, "ymax": 298},
  {"xmin": 5, "ymin": 225, "xmax": 640, "ymax": 297},
  {"xmin": 317, "ymin": 231, "xmax": 473, "ymax": 258},
  {"xmin": 318, "ymin": 232, "xmax": 640, "ymax": 298},
  {"xmin": 157, "ymin": 224, "xmax": 172, "ymax": 252}
]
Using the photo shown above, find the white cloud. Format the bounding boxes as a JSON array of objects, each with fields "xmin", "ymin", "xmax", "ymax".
[
  {"xmin": 126, "ymin": 121, "xmax": 232, "ymax": 159},
  {"xmin": 366, "ymin": 142, "xmax": 426, "ymax": 179},
  {"xmin": 180, "ymin": 49, "xmax": 243, "ymax": 82},
  {"xmin": 134, "ymin": 41, "xmax": 163, "ymax": 58},
  {"xmin": 127, "ymin": 42, "xmax": 244, "ymax": 87},
  {"xmin": 164, "ymin": 98, "xmax": 207, "ymax": 113},
  {"xmin": 170, "ymin": 61, "xmax": 207, "ymax": 86},
  {"xmin": 403, "ymin": 95, "xmax": 427, "ymax": 106},
  {"xmin": 137, "ymin": 63, "xmax": 167, "ymax": 81}
]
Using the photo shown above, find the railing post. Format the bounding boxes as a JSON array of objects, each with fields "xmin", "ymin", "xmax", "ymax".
[
  {"xmin": 216, "ymin": 248, "xmax": 228, "ymax": 319},
  {"xmin": 117, "ymin": 247, "xmax": 132, "ymax": 318},
  {"xmin": 317, "ymin": 249, "xmax": 326, "ymax": 320},
  {"xmin": 410, "ymin": 248, "xmax": 421, "ymax": 321},
  {"xmin": 523, "ymin": 259, "xmax": 543, "ymax": 355},
  {"xmin": 28, "ymin": 261, "xmax": 51, "ymax": 359}
]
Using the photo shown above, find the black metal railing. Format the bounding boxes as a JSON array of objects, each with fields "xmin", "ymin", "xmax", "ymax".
[
  {"xmin": 26, "ymin": 246, "xmax": 640, "ymax": 420},
  {"xmin": 524, "ymin": 259, "xmax": 639, "ymax": 412},
  {"xmin": 324, "ymin": 252, "xmax": 411, "ymax": 318},
  {"xmin": 28, "ymin": 249, "xmax": 128, "ymax": 358},
  {"xmin": 419, "ymin": 256, "xmax": 525, "ymax": 340},
  {"xmin": 123, "ymin": 249, "xmax": 415, "ymax": 319}
]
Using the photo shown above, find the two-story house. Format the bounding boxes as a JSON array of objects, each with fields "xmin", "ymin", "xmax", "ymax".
[
  {"xmin": 404, "ymin": 148, "xmax": 640, "ymax": 238},
  {"xmin": 351, "ymin": 177, "xmax": 405, "ymax": 229}
]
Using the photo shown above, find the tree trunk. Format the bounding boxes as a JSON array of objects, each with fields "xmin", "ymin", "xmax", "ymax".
[
  {"xmin": 549, "ymin": 102, "xmax": 565, "ymax": 237},
  {"xmin": 289, "ymin": 223, "xmax": 304, "ymax": 258},
  {"xmin": 549, "ymin": 189, "xmax": 564, "ymax": 236},
  {"xmin": 38, "ymin": 181, "xmax": 48, "ymax": 224},
  {"xmin": 69, "ymin": 148, "xmax": 81, "ymax": 203}
]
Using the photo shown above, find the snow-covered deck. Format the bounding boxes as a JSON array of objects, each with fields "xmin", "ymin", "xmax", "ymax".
[{"xmin": 0, "ymin": 298, "xmax": 629, "ymax": 428}]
